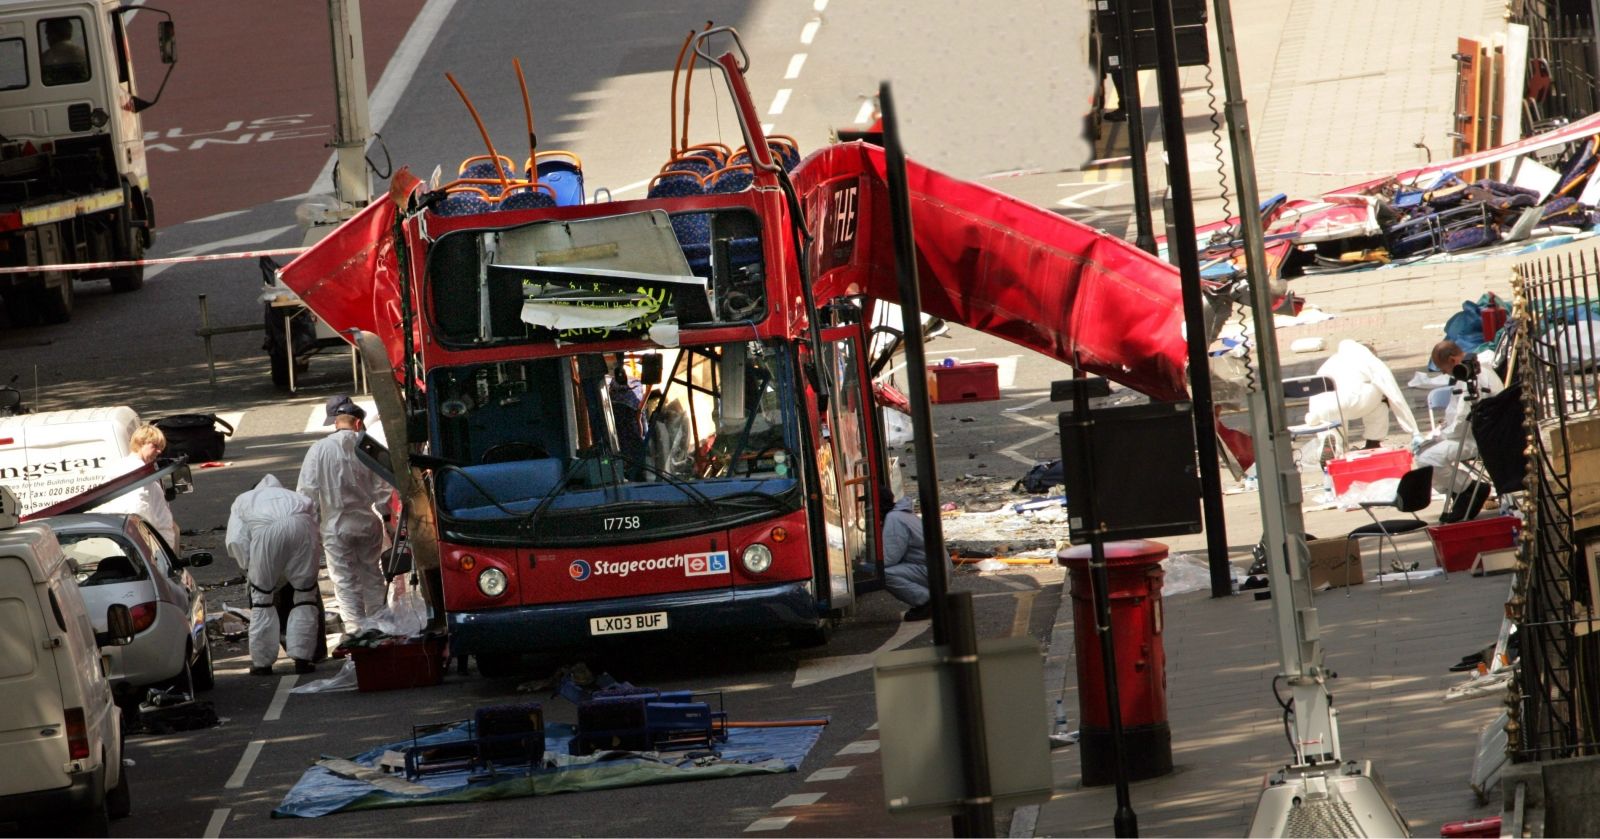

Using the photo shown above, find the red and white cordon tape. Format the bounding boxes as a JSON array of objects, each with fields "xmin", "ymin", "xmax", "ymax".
[{"xmin": 0, "ymin": 246, "xmax": 308, "ymax": 276}]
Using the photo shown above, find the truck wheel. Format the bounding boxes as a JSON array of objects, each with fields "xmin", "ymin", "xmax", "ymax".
[
  {"xmin": 110, "ymin": 231, "xmax": 145, "ymax": 292},
  {"xmin": 106, "ymin": 758, "xmax": 131, "ymax": 819},
  {"xmin": 109, "ymin": 266, "xmax": 144, "ymax": 292},
  {"xmin": 38, "ymin": 278, "xmax": 73, "ymax": 324}
]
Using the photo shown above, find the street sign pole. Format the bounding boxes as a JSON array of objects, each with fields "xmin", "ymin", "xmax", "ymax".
[
  {"xmin": 1149, "ymin": 0, "xmax": 1231, "ymax": 597},
  {"xmin": 880, "ymin": 81, "xmax": 995, "ymax": 838}
]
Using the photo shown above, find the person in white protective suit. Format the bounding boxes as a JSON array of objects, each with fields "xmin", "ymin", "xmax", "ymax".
[
  {"xmin": 1416, "ymin": 340, "xmax": 1504, "ymax": 495},
  {"xmin": 226, "ymin": 474, "xmax": 322, "ymax": 675},
  {"xmin": 93, "ymin": 423, "xmax": 180, "ymax": 549},
  {"xmin": 297, "ymin": 395, "xmax": 393, "ymax": 639},
  {"xmin": 1301, "ymin": 340, "xmax": 1420, "ymax": 461}
]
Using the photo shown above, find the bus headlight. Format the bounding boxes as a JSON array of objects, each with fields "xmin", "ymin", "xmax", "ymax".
[
  {"xmin": 741, "ymin": 544, "xmax": 773, "ymax": 574},
  {"xmin": 477, "ymin": 567, "xmax": 509, "ymax": 597}
]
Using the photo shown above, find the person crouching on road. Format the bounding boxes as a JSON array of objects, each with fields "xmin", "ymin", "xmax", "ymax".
[
  {"xmin": 226, "ymin": 474, "xmax": 321, "ymax": 675},
  {"xmin": 94, "ymin": 423, "xmax": 180, "ymax": 550},
  {"xmin": 1301, "ymin": 340, "xmax": 1421, "ymax": 461},
  {"xmin": 879, "ymin": 486, "xmax": 954, "ymax": 622},
  {"xmin": 297, "ymin": 395, "xmax": 394, "ymax": 641}
]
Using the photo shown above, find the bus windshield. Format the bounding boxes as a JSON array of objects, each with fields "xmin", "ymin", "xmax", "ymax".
[{"xmin": 428, "ymin": 339, "xmax": 803, "ymax": 542}]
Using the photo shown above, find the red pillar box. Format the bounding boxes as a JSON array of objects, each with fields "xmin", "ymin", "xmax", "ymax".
[{"xmin": 1057, "ymin": 539, "xmax": 1173, "ymax": 786}]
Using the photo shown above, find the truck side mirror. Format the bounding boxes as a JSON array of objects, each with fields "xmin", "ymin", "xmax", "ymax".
[
  {"xmin": 120, "ymin": 7, "xmax": 176, "ymax": 112},
  {"xmin": 97, "ymin": 604, "xmax": 135, "ymax": 647},
  {"xmin": 158, "ymin": 20, "xmax": 176, "ymax": 64}
]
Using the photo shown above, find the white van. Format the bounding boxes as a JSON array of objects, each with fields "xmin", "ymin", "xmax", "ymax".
[
  {"xmin": 0, "ymin": 406, "xmax": 138, "ymax": 515},
  {"xmin": 0, "ymin": 486, "xmax": 132, "ymax": 834}
]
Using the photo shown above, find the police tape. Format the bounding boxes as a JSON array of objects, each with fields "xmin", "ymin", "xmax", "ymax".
[{"xmin": 0, "ymin": 246, "xmax": 309, "ymax": 276}]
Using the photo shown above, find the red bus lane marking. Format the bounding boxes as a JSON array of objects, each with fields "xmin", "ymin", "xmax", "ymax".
[{"xmin": 127, "ymin": 0, "xmax": 428, "ymax": 225}]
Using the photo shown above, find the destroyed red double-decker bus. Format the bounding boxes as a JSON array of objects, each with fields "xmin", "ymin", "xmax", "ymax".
[{"xmin": 276, "ymin": 28, "xmax": 1193, "ymax": 668}]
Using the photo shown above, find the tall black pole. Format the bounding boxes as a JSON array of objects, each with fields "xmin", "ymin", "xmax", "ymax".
[
  {"xmin": 1111, "ymin": 0, "xmax": 1157, "ymax": 254},
  {"xmin": 1066, "ymin": 377, "xmax": 1138, "ymax": 838},
  {"xmin": 1150, "ymin": 0, "xmax": 1232, "ymax": 598},
  {"xmin": 879, "ymin": 81, "xmax": 994, "ymax": 838}
]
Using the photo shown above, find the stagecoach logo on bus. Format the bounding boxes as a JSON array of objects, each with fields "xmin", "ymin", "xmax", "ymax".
[{"xmin": 569, "ymin": 551, "xmax": 730, "ymax": 581}]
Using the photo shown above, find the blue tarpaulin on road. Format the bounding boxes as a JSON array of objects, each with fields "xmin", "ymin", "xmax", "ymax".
[{"xmin": 273, "ymin": 721, "xmax": 826, "ymax": 818}]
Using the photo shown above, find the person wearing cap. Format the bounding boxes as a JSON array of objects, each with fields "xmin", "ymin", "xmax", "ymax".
[{"xmin": 297, "ymin": 396, "xmax": 393, "ymax": 638}]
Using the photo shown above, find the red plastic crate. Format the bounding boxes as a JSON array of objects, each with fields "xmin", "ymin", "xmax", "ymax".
[
  {"xmin": 928, "ymin": 362, "xmax": 1000, "ymax": 404},
  {"xmin": 1426, "ymin": 516, "xmax": 1521, "ymax": 572},
  {"xmin": 1326, "ymin": 448, "xmax": 1412, "ymax": 495},
  {"xmin": 350, "ymin": 637, "xmax": 448, "ymax": 692}
]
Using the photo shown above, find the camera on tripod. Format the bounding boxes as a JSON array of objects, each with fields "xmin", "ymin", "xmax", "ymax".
[{"xmin": 1451, "ymin": 354, "xmax": 1482, "ymax": 399}]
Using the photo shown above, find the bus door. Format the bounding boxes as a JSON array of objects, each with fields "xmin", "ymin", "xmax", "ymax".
[{"xmin": 820, "ymin": 323, "xmax": 884, "ymax": 599}]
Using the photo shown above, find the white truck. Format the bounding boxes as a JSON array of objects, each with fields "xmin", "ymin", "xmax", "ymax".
[{"xmin": 0, "ymin": 0, "xmax": 174, "ymax": 325}]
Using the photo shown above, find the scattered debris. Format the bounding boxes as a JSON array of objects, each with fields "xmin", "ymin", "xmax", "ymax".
[
  {"xmin": 128, "ymin": 687, "xmax": 220, "ymax": 734},
  {"xmin": 201, "ymin": 574, "xmax": 245, "ymax": 591},
  {"xmin": 205, "ymin": 608, "xmax": 249, "ymax": 642},
  {"xmin": 291, "ymin": 659, "xmax": 359, "ymax": 694}
]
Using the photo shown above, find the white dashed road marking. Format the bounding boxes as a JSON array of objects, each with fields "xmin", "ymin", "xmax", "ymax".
[
  {"xmin": 837, "ymin": 740, "xmax": 879, "ymax": 755},
  {"xmin": 806, "ymin": 765, "xmax": 855, "ymax": 782},
  {"xmin": 263, "ymin": 674, "xmax": 297, "ymax": 722},
  {"xmin": 202, "ymin": 807, "xmax": 230, "ymax": 838},
  {"xmin": 775, "ymin": 792, "xmax": 826, "ymax": 807},
  {"xmin": 224, "ymin": 739, "xmax": 266, "ymax": 789},
  {"xmin": 745, "ymin": 815, "xmax": 796, "ymax": 832}
]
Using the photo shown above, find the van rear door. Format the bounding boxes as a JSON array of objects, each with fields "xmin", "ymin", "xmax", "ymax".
[{"xmin": 0, "ymin": 554, "xmax": 70, "ymax": 796}]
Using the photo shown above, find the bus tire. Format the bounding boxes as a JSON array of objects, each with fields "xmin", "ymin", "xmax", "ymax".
[
  {"xmin": 474, "ymin": 654, "xmax": 519, "ymax": 679},
  {"xmin": 787, "ymin": 621, "xmax": 832, "ymax": 649}
]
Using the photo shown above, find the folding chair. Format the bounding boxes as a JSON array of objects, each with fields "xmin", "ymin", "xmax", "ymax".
[
  {"xmin": 1283, "ymin": 375, "xmax": 1347, "ymax": 471},
  {"xmin": 1343, "ymin": 466, "xmax": 1436, "ymax": 590}
]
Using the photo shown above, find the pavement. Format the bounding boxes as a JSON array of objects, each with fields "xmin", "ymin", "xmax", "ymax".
[{"xmin": 1016, "ymin": 1, "xmax": 1533, "ymax": 836}]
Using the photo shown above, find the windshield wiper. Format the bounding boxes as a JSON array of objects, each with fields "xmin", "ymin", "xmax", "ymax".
[
  {"xmin": 518, "ymin": 451, "xmax": 720, "ymax": 537},
  {"xmin": 603, "ymin": 448, "xmax": 720, "ymax": 516}
]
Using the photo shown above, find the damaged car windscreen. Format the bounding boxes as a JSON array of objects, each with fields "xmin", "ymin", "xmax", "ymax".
[{"xmin": 427, "ymin": 209, "xmax": 768, "ymax": 347}]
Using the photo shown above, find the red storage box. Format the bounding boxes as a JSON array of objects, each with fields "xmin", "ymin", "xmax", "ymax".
[
  {"xmin": 351, "ymin": 637, "xmax": 448, "ymax": 692},
  {"xmin": 1326, "ymin": 448, "xmax": 1412, "ymax": 495},
  {"xmin": 1426, "ymin": 516, "xmax": 1521, "ymax": 572},
  {"xmin": 928, "ymin": 362, "xmax": 1000, "ymax": 404}
]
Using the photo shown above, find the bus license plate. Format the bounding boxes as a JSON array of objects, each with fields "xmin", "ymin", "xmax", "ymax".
[{"xmin": 589, "ymin": 611, "xmax": 669, "ymax": 636}]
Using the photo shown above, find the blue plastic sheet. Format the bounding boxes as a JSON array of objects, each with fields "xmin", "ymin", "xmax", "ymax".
[{"xmin": 273, "ymin": 720, "xmax": 826, "ymax": 818}]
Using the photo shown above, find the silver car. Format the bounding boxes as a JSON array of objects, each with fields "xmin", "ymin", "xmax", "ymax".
[{"xmin": 44, "ymin": 513, "xmax": 215, "ymax": 699}]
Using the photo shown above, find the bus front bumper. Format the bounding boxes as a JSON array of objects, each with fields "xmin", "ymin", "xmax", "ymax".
[{"xmin": 448, "ymin": 581, "xmax": 820, "ymax": 654}]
